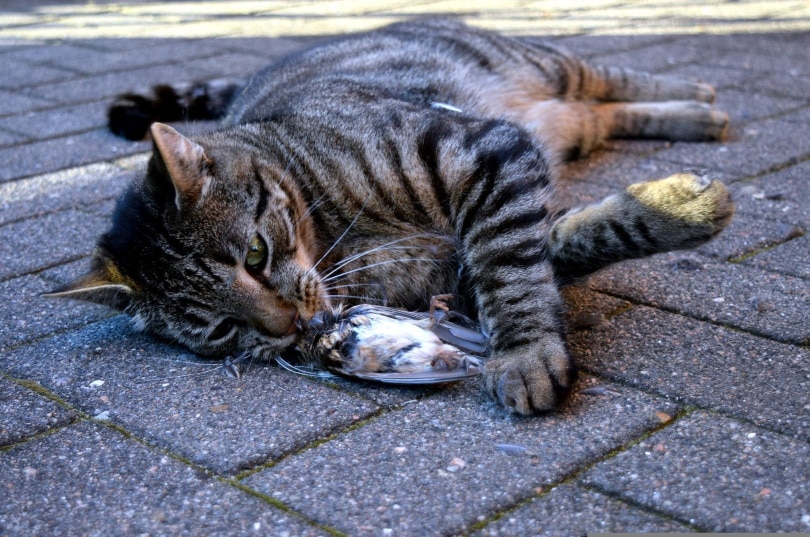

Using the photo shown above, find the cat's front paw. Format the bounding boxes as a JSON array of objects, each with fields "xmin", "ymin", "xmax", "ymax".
[
  {"xmin": 626, "ymin": 172, "xmax": 734, "ymax": 249},
  {"xmin": 484, "ymin": 344, "xmax": 576, "ymax": 415}
]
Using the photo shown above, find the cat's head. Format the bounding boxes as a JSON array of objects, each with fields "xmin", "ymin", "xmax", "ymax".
[{"xmin": 46, "ymin": 123, "xmax": 325, "ymax": 359}]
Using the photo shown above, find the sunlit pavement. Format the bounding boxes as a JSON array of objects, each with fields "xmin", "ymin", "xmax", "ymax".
[{"xmin": 1, "ymin": 1, "xmax": 808, "ymax": 535}]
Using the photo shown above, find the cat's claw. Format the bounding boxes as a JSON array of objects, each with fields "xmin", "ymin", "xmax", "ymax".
[{"xmin": 484, "ymin": 345, "xmax": 576, "ymax": 415}]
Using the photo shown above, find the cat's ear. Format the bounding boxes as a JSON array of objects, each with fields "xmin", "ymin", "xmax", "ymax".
[
  {"xmin": 150, "ymin": 122, "xmax": 212, "ymax": 210},
  {"xmin": 42, "ymin": 257, "xmax": 134, "ymax": 311}
]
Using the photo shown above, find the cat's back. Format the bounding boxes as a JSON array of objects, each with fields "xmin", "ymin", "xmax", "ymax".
[{"xmin": 225, "ymin": 18, "xmax": 563, "ymax": 125}]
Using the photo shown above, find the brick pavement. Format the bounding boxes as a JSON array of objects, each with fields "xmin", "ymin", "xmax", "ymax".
[{"xmin": 1, "ymin": 1, "xmax": 808, "ymax": 535}]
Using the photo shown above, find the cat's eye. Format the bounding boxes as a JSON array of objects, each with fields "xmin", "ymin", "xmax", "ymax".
[
  {"xmin": 246, "ymin": 234, "xmax": 268, "ymax": 270},
  {"xmin": 209, "ymin": 317, "xmax": 237, "ymax": 342}
]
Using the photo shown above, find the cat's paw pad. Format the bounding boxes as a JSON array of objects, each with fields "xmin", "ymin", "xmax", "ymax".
[
  {"xmin": 627, "ymin": 172, "xmax": 734, "ymax": 241},
  {"xmin": 484, "ymin": 347, "xmax": 576, "ymax": 415}
]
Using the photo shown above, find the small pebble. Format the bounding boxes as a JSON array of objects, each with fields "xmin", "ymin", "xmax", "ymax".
[{"xmin": 446, "ymin": 457, "xmax": 466, "ymax": 472}]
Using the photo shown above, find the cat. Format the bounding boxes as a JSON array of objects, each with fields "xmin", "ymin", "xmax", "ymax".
[{"xmin": 47, "ymin": 19, "xmax": 733, "ymax": 415}]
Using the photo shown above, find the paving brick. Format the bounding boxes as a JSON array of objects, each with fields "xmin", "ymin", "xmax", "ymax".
[
  {"xmin": 569, "ymin": 305, "xmax": 810, "ymax": 441},
  {"xmin": 730, "ymin": 160, "xmax": 810, "ymax": 230},
  {"xmin": 215, "ymin": 36, "xmax": 319, "ymax": 60},
  {"xmin": 0, "ymin": 421, "xmax": 324, "ymax": 536},
  {"xmin": 580, "ymin": 411, "xmax": 810, "ymax": 532},
  {"xmin": 0, "ymin": 88, "xmax": 53, "ymax": 116},
  {"xmin": 589, "ymin": 252, "xmax": 810, "ymax": 344},
  {"xmin": 243, "ymin": 378, "xmax": 680, "ymax": 536},
  {"xmin": 655, "ymin": 117, "xmax": 810, "ymax": 181},
  {"xmin": 32, "ymin": 43, "xmax": 221, "ymax": 76},
  {"xmin": 0, "ymin": 378, "xmax": 77, "ymax": 447},
  {"xmin": 3, "ymin": 316, "xmax": 379, "ymax": 475},
  {"xmin": 0, "ymin": 162, "xmax": 133, "ymax": 225},
  {"xmin": 741, "ymin": 234, "xmax": 809, "ymax": 281},
  {"xmin": 0, "ymin": 129, "xmax": 147, "ymax": 183},
  {"xmin": 180, "ymin": 51, "xmax": 279, "ymax": 79},
  {"xmin": 0, "ymin": 57, "xmax": 76, "ymax": 90},
  {"xmin": 714, "ymin": 88, "xmax": 805, "ymax": 126},
  {"xmin": 584, "ymin": 39, "xmax": 703, "ymax": 73},
  {"xmin": 554, "ymin": 34, "xmax": 674, "ymax": 60},
  {"xmin": 663, "ymin": 62, "xmax": 754, "ymax": 91},
  {"xmin": 0, "ymin": 209, "xmax": 107, "ymax": 280},
  {"xmin": 26, "ymin": 63, "xmax": 212, "ymax": 104},
  {"xmin": 0, "ymin": 101, "xmax": 109, "ymax": 141},
  {"xmin": 0, "ymin": 129, "xmax": 27, "ymax": 146},
  {"xmin": 0, "ymin": 272, "xmax": 110, "ymax": 352},
  {"xmin": 695, "ymin": 211, "xmax": 801, "ymax": 261},
  {"xmin": 473, "ymin": 483, "xmax": 690, "ymax": 536}
]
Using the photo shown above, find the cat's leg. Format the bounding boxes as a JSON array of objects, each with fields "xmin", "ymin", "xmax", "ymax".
[
  {"xmin": 442, "ymin": 120, "xmax": 577, "ymax": 414},
  {"xmin": 548, "ymin": 172, "xmax": 734, "ymax": 283},
  {"xmin": 582, "ymin": 64, "xmax": 718, "ymax": 103},
  {"xmin": 516, "ymin": 99, "xmax": 728, "ymax": 160},
  {"xmin": 108, "ymin": 79, "xmax": 243, "ymax": 140}
]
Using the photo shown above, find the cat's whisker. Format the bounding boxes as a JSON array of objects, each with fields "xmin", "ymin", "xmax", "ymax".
[
  {"xmin": 321, "ymin": 282, "xmax": 386, "ymax": 292},
  {"xmin": 322, "ymin": 258, "xmax": 445, "ymax": 284},
  {"xmin": 307, "ymin": 195, "xmax": 372, "ymax": 277},
  {"xmin": 323, "ymin": 294, "xmax": 387, "ymax": 303},
  {"xmin": 133, "ymin": 365, "xmax": 224, "ymax": 385},
  {"xmin": 319, "ymin": 234, "xmax": 437, "ymax": 280}
]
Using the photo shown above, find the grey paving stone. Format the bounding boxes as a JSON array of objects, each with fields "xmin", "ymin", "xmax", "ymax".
[
  {"xmin": 3, "ymin": 316, "xmax": 379, "ymax": 475},
  {"xmin": 0, "ymin": 57, "xmax": 76, "ymax": 90},
  {"xmin": 553, "ymin": 34, "xmax": 674, "ymax": 60},
  {"xmin": 37, "ymin": 256, "xmax": 94, "ymax": 286},
  {"xmin": 746, "ymin": 71, "xmax": 810, "ymax": 101},
  {"xmin": 0, "ymin": 377, "xmax": 77, "ymax": 446},
  {"xmin": 180, "ymin": 51, "xmax": 278, "ymax": 79},
  {"xmin": 243, "ymin": 378, "xmax": 681, "ymax": 536},
  {"xmin": 0, "ymin": 272, "xmax": 110, "ymax": 352},
  {"xmin": 655, "ymin": 117, "xmax": 810, "ymax": 181},
  {"xmin": 0, "ymin": 129, "xmax": 147, "ymax": 183},
  {"xmin": 0, "ymin": 162, "xmax": 132, "ymax": 225},
  {"xmin": 561, "ymin": 284, "xmax": 631, "ymax": 331},
  {"xmin": 695, "ymin": 211, "xmax": 802, "ymax": 261},
  {"xmin": 0, "ymin": 208, "xmax": 107, "ymax": 280},
  {"xmin": 664, "ymin": 62, "xmax": 754, "ymax": 91},
  {"xmin": 0, "ymin": 100, "xmax": 108, "ymax": 141},
  {"xmin": 730, "ymin": 160, "xmax": 810, "ymax": 230},
  {"xmin": 0, "ymin": 420, "xmax": 325, "ymax": 536},
  {"xmin": 473, "ymin": 483, "xmax": 690, "ymax": 536},
  {"xmin": 569, "ymin": 305, "xmax": 810, "ymax": 441},
  {"xmin": 26, "ymin": 63, "xmax": 211, "ymax": 104},
  {"xmin": 741, "ymin": 234, "xmax": 809, "ymax": 282},
  {"xmin": 589, "ymin": 252, "xmax": 809, "ymax": 344},
  {"xmin": 0, "ymin": 128, "xmax": 27, "ymax": 146},
  {"xmin": 1, "ymin": 41, "xmax": 104, "ymax": 71},
  {"xmin": 32, "ymin": 43, "xmax": 217, "ymax": 76},
  {"xmin": 584, "ymin": 40, "xmax": 703, "ymax": 73},
  {"xmin": 702, "ymin": 47, "xmax": 810, "ymax": 76},
  {"xmin": 580, "ymin": 411, "xmax": 810, "ymax": 532},
  {"xmin": 217, "ymin": 36, "xmax": 318, "ymax": 60},
  {"xmin": 0, "ymin": 87, "xmax": 53, "ymax": 116},
  {"xmin": 714, "ymin": 88, "xmax": 805, "ymax": 126}
]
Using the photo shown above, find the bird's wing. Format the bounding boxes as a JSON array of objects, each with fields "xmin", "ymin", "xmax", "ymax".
[
  {"xmin": 346, "ymin": 305, "xmax": 488, "ymax": 355},
  {"xmin": 341, "ymin": 364, "xmax": 481, "ymax": 384}
]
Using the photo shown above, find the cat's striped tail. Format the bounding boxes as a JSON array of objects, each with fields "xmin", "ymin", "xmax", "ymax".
[{"xmin": 108, "ymin": 79, "xmax": 242, "ymax": 140}]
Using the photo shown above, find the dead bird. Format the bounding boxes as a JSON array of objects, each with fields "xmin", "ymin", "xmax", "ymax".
[{"xmin": 290, "ymin": 302, "xmax": 487, "ymax": 384}]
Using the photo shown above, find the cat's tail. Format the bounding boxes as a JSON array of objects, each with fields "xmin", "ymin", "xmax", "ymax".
[{"xmin": 108, "ymin": 79, "xmax": 243, "ymax": 140}]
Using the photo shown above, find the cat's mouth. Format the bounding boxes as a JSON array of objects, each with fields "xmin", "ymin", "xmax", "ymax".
[{"xmin": 284, "ymin": 312, "xmax": 301, "ymax": 336}]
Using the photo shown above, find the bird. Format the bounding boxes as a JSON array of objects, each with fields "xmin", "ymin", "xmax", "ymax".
[{"xmin": 286, "ymin": 296, "xmax": 487, "ymax": 384}]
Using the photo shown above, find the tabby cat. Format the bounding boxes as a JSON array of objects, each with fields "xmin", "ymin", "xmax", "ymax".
[{"xmin": 48, "ymin": 19, "xmax": 733, "ymax": 414}]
